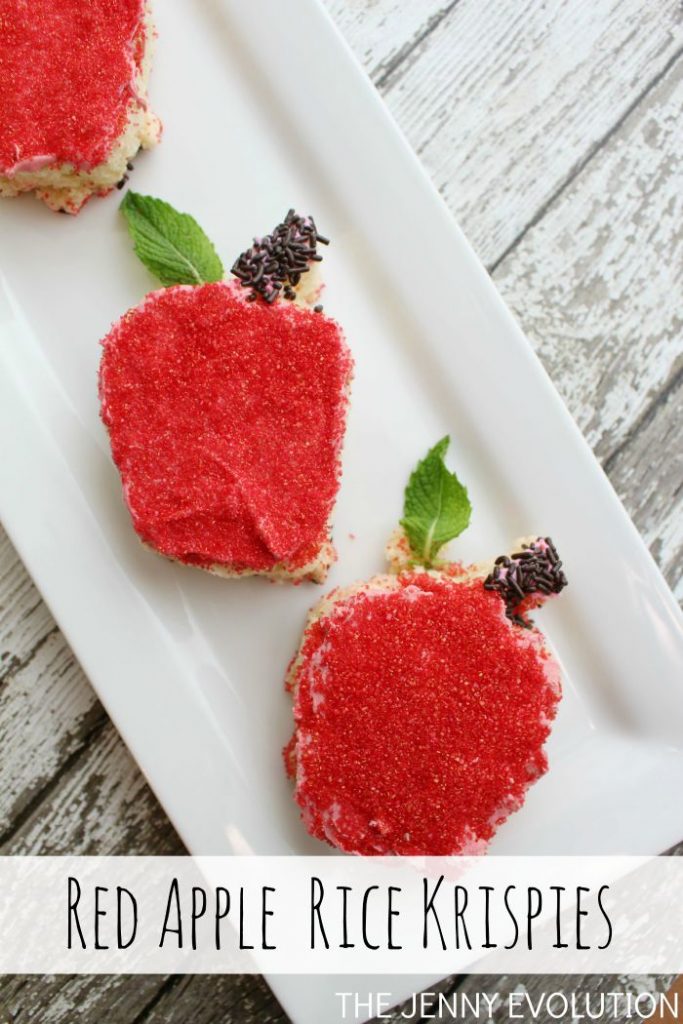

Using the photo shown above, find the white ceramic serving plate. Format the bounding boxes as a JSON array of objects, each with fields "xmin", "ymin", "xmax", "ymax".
[{"xmin": 1, "ymin": 1, "xmax": 683, "ymax": 1020}]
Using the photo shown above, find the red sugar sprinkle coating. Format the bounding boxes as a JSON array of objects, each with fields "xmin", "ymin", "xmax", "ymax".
[
  {"xmin": 99, "ymin": 282, "xmax": 352, "ymax": 573},
  {"xmin": 287, "ymin": 573, "xmax": 561, "ymax": 855},
  {"xmin": 1, "ymin": 0, "xmax": 147, "ymax": 174}
]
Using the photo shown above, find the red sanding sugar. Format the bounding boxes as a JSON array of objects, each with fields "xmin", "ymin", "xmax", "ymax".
[
  {"xmin": 287, "ymin": 573, "xmax": 561, "ymax": 855},
  {"xmin": 0, "ymin": 0, "xmax": 147, "ymax": 174},
  {"xmin": 99, "ymin": 282, "xmax": 352, "ymax": 572}
]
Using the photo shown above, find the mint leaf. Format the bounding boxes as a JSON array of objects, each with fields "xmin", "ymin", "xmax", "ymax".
[
  {"xmin": 120, "ymin": 192, "xmax": 224, "ymax": 287},
  {"xmin": 400, "ymin": 436, "xmax": 472, "ymax": 566}
]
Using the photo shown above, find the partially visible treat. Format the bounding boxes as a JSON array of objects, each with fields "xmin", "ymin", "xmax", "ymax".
[
  {"xmin": 0, "ymin": 0, "xmax": 161, "ymax": 214},
  {"xmin": 231, "ymin": 210, "xmax": 328, "ymax": 308}
]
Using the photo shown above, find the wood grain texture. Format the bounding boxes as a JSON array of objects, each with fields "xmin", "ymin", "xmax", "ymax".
[
  {"xmin": 2, "ymin": 719, "xmax": 182, "ymax": 855},
  {"xmin": 0, "ymin": 975, "xmax": 288, "ymax": 1024},
  {"xmin": 139, "ymin": 975, "xmax": 288, "ymax": 1024},
  {"xmin": 492, "ymin": 55, "xmax": 683, "ymax": 598},
  {"xmin": 0, "ymin": 530, "xmax": 181, "ymax": 854},
  {"xmin": 0, "ymin": 0, "xmax": 681, "ymax": 1021},
  {"xmin": 607, "ymin": 368, "xmax": 683, "ymax": 600},
  {"xmin": 325, "ymin": 0, "xmax": 454, "ymax": 84},
  {"xmin": 380, "ymin": 0, "xmax": 683, "ymax": 266},
  {"xmin": 494, "ymin": 56, "xmax": 683, "ymax": 461},
  {"xmin": 0, "ymin": 627, "xmax": 103, "ymax": 839},
  {"xmin": 0, "ymin": 976, "xmax": 163, "ymax": 1024},
  {"xmin": 0, "ymin": 531, "xmax": 54, "ymax": 684}
]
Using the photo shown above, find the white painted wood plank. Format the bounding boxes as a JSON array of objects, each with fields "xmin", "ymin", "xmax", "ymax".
[
  {"xmin": 0, "ymin": 628, "xmax": 102, "ymax": 835},
  {"xmin": 0, "ymin": 530, "xmax": 54, "ymax": 683},
  {"xmin": 0, "ymin": 975, "xmax": 288, "ymax": 1024},
  {"xmin": 2, "ymin": 722, "xmax": 182, "ymax": 855},
  {"xmin": 492, "ymin": 58, "xmax": 683, "ymax": 468},
  {"xmin": 607, "ymin": 371, "xmax": 683, "ymax": 600},
  {"xmin": 323, "ymin": 0, "xmax": 453, "ymax": 83},
  {"xmin": 0, "ymin": 976, "xmax": 164, "ymax": 1024},
  {"xmin": 142, "ymin": 975, "xmax": 288, "ymax": 1024},
  {"xmin": 381, "ymin": 0, "xmax": 683, "ymax": 266}
]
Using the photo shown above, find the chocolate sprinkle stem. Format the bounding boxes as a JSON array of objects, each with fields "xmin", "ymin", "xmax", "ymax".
[
  {"xmin": 231, "ymin": 210, "xmax": 328, "ymax": 304},
  {"xmin": 483, "ymin": 537, "xmax": 568, "ymax": 628}
]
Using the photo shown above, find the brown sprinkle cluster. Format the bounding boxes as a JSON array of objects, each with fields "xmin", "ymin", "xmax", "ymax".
[
  {"xmin": 483, "ymin": 537, "xmax": 567, "ymax": 628},
  {"xmin": 231, "ymin": 209, "xmax": 329, "ymax": 305}
]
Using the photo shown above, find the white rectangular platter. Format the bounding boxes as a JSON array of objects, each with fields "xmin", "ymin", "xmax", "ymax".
[{"xmin": 1, "ymin": 1, "xmax": 683, "ymax": 1021}]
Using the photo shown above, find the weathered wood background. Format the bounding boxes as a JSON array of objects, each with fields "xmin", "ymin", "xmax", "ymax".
[{"xmin": 1, "ymin": 0, "xmax": 681, "ymax": 1020}]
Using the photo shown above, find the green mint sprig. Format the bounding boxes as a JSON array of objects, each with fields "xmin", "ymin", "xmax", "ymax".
[
  {"xmin": 400, "ymin": 436, "xmax": 472, "ymax": 567},
  {"xmin": 120, "ymin": 192, "xmax": 224, "ymax": 287}
]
